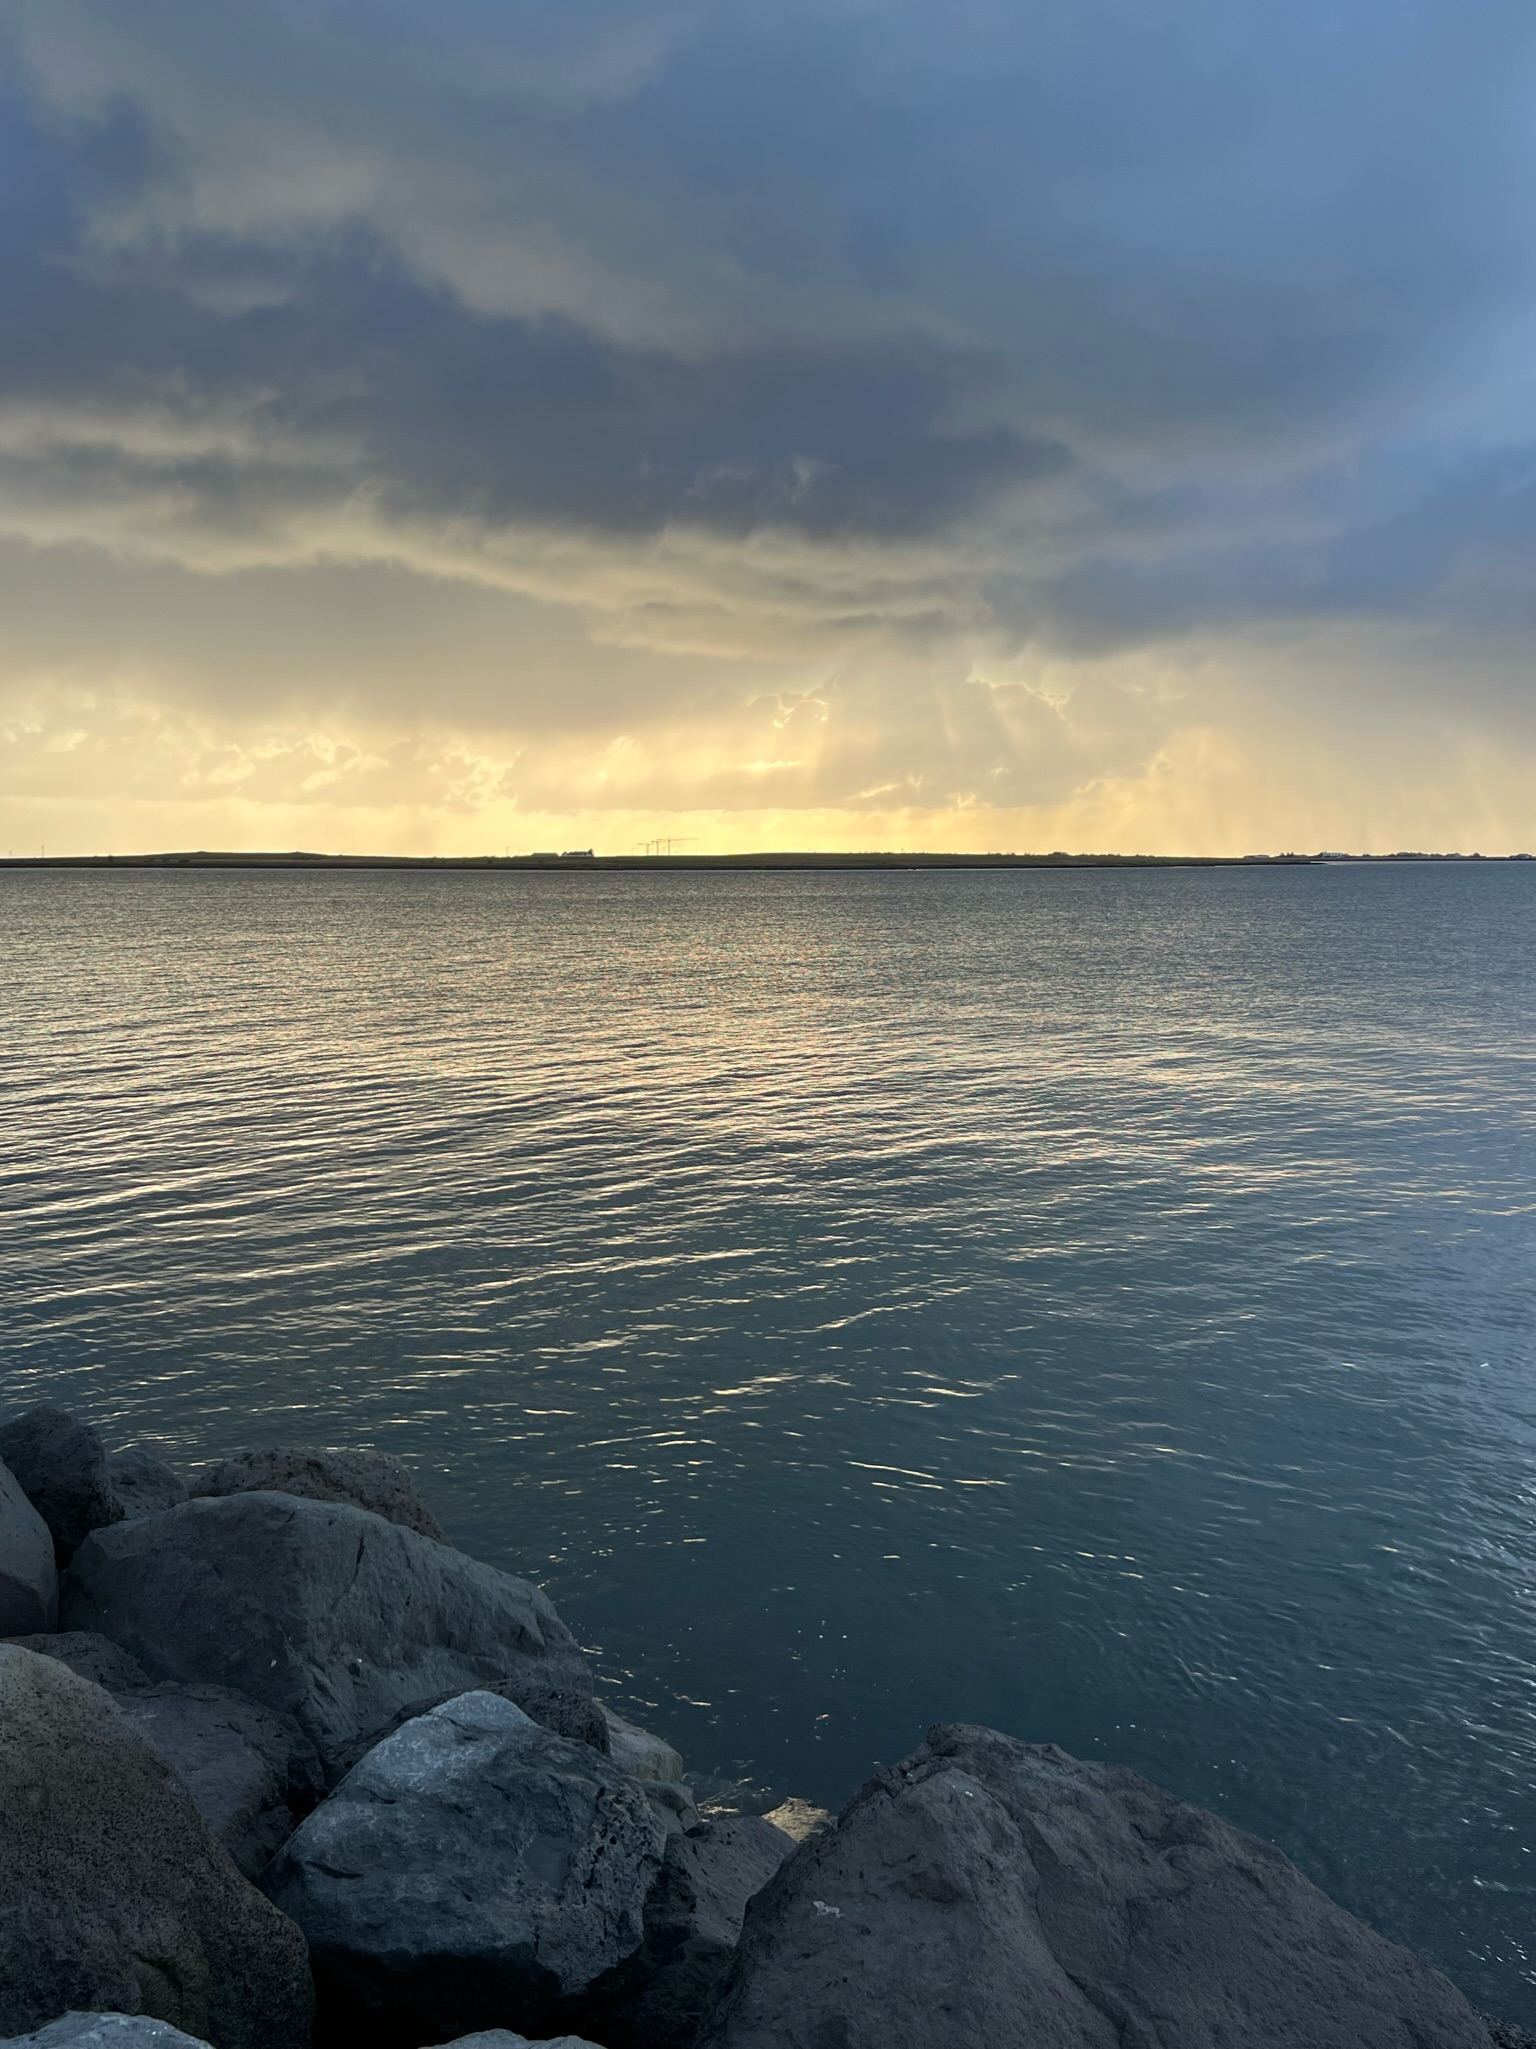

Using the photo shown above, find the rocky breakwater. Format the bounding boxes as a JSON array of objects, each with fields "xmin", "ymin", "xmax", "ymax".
[{"xmin": 0, "ymin": 1400, "xmax": 1530, "ymax": 2049}]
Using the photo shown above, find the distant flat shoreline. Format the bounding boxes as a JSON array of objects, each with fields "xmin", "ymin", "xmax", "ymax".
[{"xmin": 0, "ymin": 850, "xmax": 1530, "ymax": 871}]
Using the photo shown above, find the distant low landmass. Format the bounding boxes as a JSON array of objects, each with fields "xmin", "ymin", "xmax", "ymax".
[{"xmin": 0, "ymin": 850, "xmax": 1531, "ymax": 870}]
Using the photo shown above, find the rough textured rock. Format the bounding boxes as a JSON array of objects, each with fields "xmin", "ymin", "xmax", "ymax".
[
  {"xmin": 62, "ymin": 1492, "xmax": 589, "ymax": 1780},
  {"xmin": 3, "ymin": 1631, "xmax": 151, "ymax": 1692},
  {"xmin": 591, "ymin": 1817, "xmax": 795, "ymax": 2049},
  {"xmin": 0, "ymin": 2016, "xmax": 216, "ymax": 2048},
  {"xmin": 330, "ymin": 1679, "xmax": 609, "ymax": 1780},
  {"xmin": 263, "ymin": 1692, "xmax": 668, "ymax": 2048},
  {"xmin": 1484, "ymin": 2023, "xmax": 1536, "ymax": 2049},
  {"xmin": 113, "ymin": 1684, "xmax": 325, "ymax": 1878},
  {"xmin": 760, "ymin": 1800, "xmax": 829, "ymax": 1846},
  {"xmin": 0, "ymin": 1456, "xmax": 57, "ymax": 1633},
  {"xmin": 0, "ymin": 1408, "xmax": 121, "ymax": 1564},
  {"xmin": 427, "ymin": 2036, "xmax": 608, "ymax": 2049},
  {"xmin": 601, "ymin": 1708, "xmax": 684, "ymax": 1784},
  {"xmin": 0, "ymin": 1644, "xmax": 313, "ymax": 2049},
  {"xmin": 698, "ymin": 1723, "xmax": 1494, "ymax": 2049},
  {"xmin": 109, "ymin": 1446, "xmax": 188, "ymax": 1519},
  {"xmin": 190, "ymin": 1446, "xmax": 447, "ymax": 1542}
]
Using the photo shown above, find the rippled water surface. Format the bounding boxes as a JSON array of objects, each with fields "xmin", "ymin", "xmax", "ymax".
[{"xmin": 5, "ymin": 863, "xmax": 1536, "ymax": 2016}]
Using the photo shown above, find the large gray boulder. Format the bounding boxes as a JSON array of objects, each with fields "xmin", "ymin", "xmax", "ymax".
[
  {"xmin": 108, "ymin": 1446, "xmax": 188, "ymax": 1519},
  {"xmin": 0, "ymin": 2016, "xmax": 215, "ymax": 2048},
  {"xmin": 0, "ymin": 1408, "xmax": 121, "ymax": 1565},
  {"xmin": 698, "ymin": 1724, "xmax": 1494, "ymax": 2049},
  {"xmin": 592, "ymin": 1817, "xmax": 795, "ymax": 2049},
  {"xmin": 190, "ymin": 1446, "xmax": 446, "ymax": 1542},
  {"xmin": 112, "ymin": 1684, "xmax": 324, "ymax": 1878},
  {"xmin": 61, "ymin": 1492, "xmax": 589, "ymax": 1780},
  {"xmin": 263, "ymin": 1692, "xmax": 668, "ymax": 2045},
  {"xmin": 0, "ymin": 1457, "xmax": 56, "ymax": 1633},
  {"xmin": 0, "ymin": 1645, "xmax": 313, "ymax": 2049}
]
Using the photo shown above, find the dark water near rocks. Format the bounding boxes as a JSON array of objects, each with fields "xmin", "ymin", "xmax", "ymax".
[{"xmin": 4, "ymin": 863, "xmax": 1536, "ymax": 2019}]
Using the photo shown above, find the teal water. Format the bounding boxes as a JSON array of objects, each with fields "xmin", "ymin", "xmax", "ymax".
[{"xmin": 4, "ymin": 863, "xmax": 1536, "ymax": 2019}]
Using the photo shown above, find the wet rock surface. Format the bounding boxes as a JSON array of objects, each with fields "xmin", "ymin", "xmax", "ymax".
[
  {"xmin": 61, "ymin": 1491, "xmax": 590, "ymax": 1780},
  {"xmin": 698, "ymin": 1722, "xmax": 1495, "ymax": 2049},
  {"xmin": 264, "ymin": 1692, "xmax": 667, "ymax": 2047},
  {"xmin": 0, "ymin": 1645, "xmax": 313, "ymax": 2049},
  {"xmin": 190, "ymin": 1447, "xmax": 447, "ymax": 1542}
]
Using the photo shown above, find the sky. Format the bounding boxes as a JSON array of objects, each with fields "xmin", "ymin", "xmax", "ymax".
[{"xmin": 2, "ymin": 0, "xmax": 1536, "ymax": 855}]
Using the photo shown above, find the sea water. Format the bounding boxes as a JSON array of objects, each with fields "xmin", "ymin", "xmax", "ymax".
[{"xmin": 4, "ymin": 862, "xmax": 1536, "ymax": 2019}]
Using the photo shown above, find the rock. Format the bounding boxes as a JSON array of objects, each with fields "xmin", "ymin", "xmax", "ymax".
[
  {"xmin": 3, "ymin": 1632, "xmax": 150, "ymax": 1692},
  {"xmin": 0, "ymin": 2016, "xmax": 216, "ymax": 2048},
  {"xmin": 0, "ymin": 1408, "xmax": 121, "ymax": 1565},
  {"xmin": 761, "ymin": 1800, "xmax": 829, "ymax": 1846},
  {"xmin": 0, "ymin": 1457, "xmax": 57, "ymax": 1633},
  {"xmin": 427, "ymin": 2036, "xmax": 608, "ymax": 2049},
  {"xmin": 697, "ymin": 1723, "xmax": 1493, "ymax": 2049},
  {"xmin": 1484, "ymin": 2023, "xmax": 1536, "ymax": 2049},
  {"xmin": 112, "ymin": 1683, "xmax": 325, "ymax": 1878},
  {"xmin": 109, "ymin": 1446, "xmax": 188, "ymax": 1519},
  {"xmin": 6, "ymin": 1656, "xmax": 325, "ymax": 1882},
  {"xmin": 62, "ymin": 1492, "xmax": 590, "ymax": 1781},
  {"xmin": 189, "ymin": 1446, "xmax": 446, "ymax": 1542},
  {"xmin": 601, "ymin": 1708, "xmax": 684, "ymax": 1784},
  {"xmin": 591, "ymin": 1817, "xmax": 796, "ymax": 2049},
  {"xmin": 0, "ymin": 1644, "xmax": 313, "ymax": 2049},
  {"xmin": 639, "ymin": 1782, "xmax": 701, "ymax": 1836},
  {"xmin": 329, "ymin": 1679, "xmax": 610, "ymax": 1780},
  {"xmin": 263, "ymin": 1691, "xmax": 668, "ymax": 2046}
]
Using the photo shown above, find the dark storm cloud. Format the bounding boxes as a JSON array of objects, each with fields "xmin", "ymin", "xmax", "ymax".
[{"xmin": 4, "ymin": 0, "xmax": 1536, "ymax": 652}]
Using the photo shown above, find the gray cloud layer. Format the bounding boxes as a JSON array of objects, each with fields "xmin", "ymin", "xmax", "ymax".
[{"xmin": 2, "ymin": 0, "xmax": 1536, "ymax": 848}]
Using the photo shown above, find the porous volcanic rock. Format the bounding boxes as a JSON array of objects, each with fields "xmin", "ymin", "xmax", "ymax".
[
  {"xmin": 0, "ymin": 1407, "xmax": 121, "ymax": 1564},
  {"xmin": 0, "ymin": 1644, "xmax": 313, "ymax": 2049},
  {"xmin": 262, "ymin": 1692, "xmax": 667, "ymax": 2047},
  {"xmin": 591, "ymin": 1816, "xmax": 795, "ymax": 2049},
  {"xmin": 2, "ymin": 1631, "xmax": 150, "ymax": 1692},
  {"xmin": 112, "ymin": 1683, "xmax": 325, "ymax": 1877},
  {"xmin": 61, "ymin": 1491, "xmax": 589, "ymax": 1780},
  {"xmin": 697, "ymin": 1722, "xmax": 1494, "ymax": 2049},
  {"xmin": 0, "ymin": 1457, "xmax": 57, "ymax": 1633},
  {"xmin": 0, "ymin": 2016, "xmax": 217, "ymax": 2048},
  {"xmin": 109, "ymin": 1446, "xmax": 188, "ymax": 1518},
  {"xmin": 189, "ymin": 1446, "xmax": 446, "ymax": 1542}
]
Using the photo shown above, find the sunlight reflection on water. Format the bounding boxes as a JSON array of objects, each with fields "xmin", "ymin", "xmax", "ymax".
[{"xmin": 4, "ymin": 862, "xmax": 1536, "ymax": 2016}]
